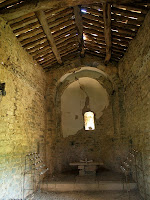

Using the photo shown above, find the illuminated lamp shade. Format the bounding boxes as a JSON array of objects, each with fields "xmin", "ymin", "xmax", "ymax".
[{"xmin": 84, "ymin": 111, "xmax": 95, "ymax": 130}]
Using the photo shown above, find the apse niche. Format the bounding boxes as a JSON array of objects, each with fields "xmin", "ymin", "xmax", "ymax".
[{"xmin": 61, "ymin": 77, "xmax": 109, "ymax": 137}]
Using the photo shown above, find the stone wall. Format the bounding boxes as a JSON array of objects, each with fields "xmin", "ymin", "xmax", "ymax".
[
  {"xmin": 46, "ymin": 55, "xmax": 128, "ymax": 174},
  {"xmin": 118, "ymin": 11, "xmax": 150, "ymax": 199},
  {"xmin": 0, "ymin": 18, "xmax": 47, "ymax": 199}
]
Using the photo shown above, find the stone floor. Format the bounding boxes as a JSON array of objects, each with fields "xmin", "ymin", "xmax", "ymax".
[
  {"xmin": 42, "ymin": 168, "xmax": 133, "ymax": 183},
  {"xmin": 32, "ymin": 190, "xmax": 143, "ymax": 200},
  {"xmin": 28, "ymin": 168, "xmax": 142, "ymax": 200},
  {"xmin": 40, "ymin": 168, "xmax": 137, "ymax": 192}
]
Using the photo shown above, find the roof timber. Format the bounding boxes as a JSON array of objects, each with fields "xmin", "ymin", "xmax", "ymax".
[
  {"xmin": 0, "ymin": 0, "xmax": 141, "ymax": 21},
  {"xmin": 35, "ymin": 10, "xmax": 62, "ymax": 64},
  {"xmin": 48, "ymin": 13, "xmax": 73, "ymax": 28},
  {"xmin": 9, "ymin": 15, "xmax": 37, "ymax": 30},
  {"xmin": 83, "ymin": 13, "xmax": 104, "ymax": 24},
  {"xmin": 73, "ymin": 5, "xmax": 85, "ymax": 57},
  {"xmin": 103, "ymin": 3, "xmax": 111, "ymax": 64},
  {"xmin": 0, "ymin": 0, "xmax": 20, "ymax": 9},
  {"xmin": 17, "ymin": 27, "xmax": 43, "ymax": 41},
  {"xmin": 13, "ymin": 21, "xmax": 41, "ymax": 35},
  {"xmin": 20, "ymin": 32, "xmax": 45, "ymax": 45},
  {"xmin": 36, "ymin": 52, "xmax": 53, "ymax": 62},
  {"xmin": 55, "ymin": 34, "xmax": 77, "ymax": 46},
  {"xmin": 53, "ymin": 24, "xmax": 76, "ymax": 38},
  {"xmin": 50, "ymin": 20, "xmax": 74, "ymax": 33},
  {"xmin": 26, "ymin": 41, "xmax": 49, "ymax": 54},
  {"xmin": 23, "ymin": 37, "xmax": 47, "ymax": 49},
  {"xmin": 33, "ymin": 47, "xmax": 52, "ymax": 59},
  {"xmin": 0, "ymin": 1, "xmax": 149, "ymax": 69}
]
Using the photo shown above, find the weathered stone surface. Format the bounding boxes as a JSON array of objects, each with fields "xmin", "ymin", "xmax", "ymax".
[
  {"xmin": 118, "ymin": 10, "xmax": 150, "ymax": 199},
  {"xmin": 0, "ymin": 17, "xmax": 47, "ymax": 199}
]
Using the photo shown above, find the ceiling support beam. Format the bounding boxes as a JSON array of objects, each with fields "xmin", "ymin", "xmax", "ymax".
[
  {"xmin": 73, "ymin": 6, "xmax": 85, "ymax": 57},
  {"xmin": 35, "ymin": 10, "xmax": 62, "ymax": 64},
  {"xmin": 103, "ymin": 3, "xmax": 111, "ymax": 64},
  {"xmin": 0, "ymin": 0, "xmax": 136, "ymax": 21}
]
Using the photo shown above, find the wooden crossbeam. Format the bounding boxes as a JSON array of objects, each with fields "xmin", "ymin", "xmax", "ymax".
[
  {"xmin": 73, "ymin": 6, "xmax": 85, "ymax": 57},
  {"xmin": 35, "ymin": 10, "xmax": 62, "ymax": 64},
  {"xmin": 0, "ymin": 0, "xmax": 138, "ymax": 21},
  {"xmin": 103, "ymin": 3, "xmax": 111, "ymax": 64}
]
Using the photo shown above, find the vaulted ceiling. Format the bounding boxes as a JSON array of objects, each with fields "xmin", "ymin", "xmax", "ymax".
[{"xmin": 0, "ymin": 0, "xmax": 149, "ymax": 71}]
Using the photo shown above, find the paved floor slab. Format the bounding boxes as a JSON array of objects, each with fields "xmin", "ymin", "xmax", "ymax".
[{"xmin": 32, "ymin": 190, "xmax": 142, "ymax": 200}]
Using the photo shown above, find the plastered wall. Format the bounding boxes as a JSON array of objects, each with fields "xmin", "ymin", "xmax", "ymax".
[
  {"xmin": 61, "ymin": 77, "xmax": 109, "ymax": 137},
  {"xmin": 0, "ymin": 18, "xmax": 47, "ymax": 199}
]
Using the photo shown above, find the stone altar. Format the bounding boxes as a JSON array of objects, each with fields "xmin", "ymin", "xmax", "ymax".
[{"xmin": 69, "ymin": 159, "xmax": 104, "ymax": 176}]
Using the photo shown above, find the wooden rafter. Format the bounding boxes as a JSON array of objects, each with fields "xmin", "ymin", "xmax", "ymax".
[
  {"xmin": 35, "ymin": 10, "xmax": 62, "ymax": 64},
  {"xmin": 0, "ymin": 0, "xmax": 141, "ymax": 21},
  {"xmin": 103, "ymin": 3, "xmax": 111, "ymax": 64},
  {"xmin": 0, "ymin": 1, "xmax": 149, "ymax": 68},
  {"xmin": 73, "ymin": 5, "xmax": 85, "ymax": 57}
]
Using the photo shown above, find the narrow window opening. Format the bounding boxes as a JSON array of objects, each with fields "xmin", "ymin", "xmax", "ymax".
[{"xmin": 84, "ymin": 111, "xmax": 95, "ymax": 130}]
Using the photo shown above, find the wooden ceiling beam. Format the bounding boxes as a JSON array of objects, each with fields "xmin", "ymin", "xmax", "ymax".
[
  {"xmin": 48, "ymin": 13, "xmax": 73, "ymax": 28},
  {"xmin": 10, "ymin": 16, "xmax": 37, "ymax": 30},
  {"xmin": 8, "ymin": 12, "xmax": 35, "ymax": 25},
  {"xmin": 36, "ymin": 53, "xmax": 54, "ymax": 63},
  {"xmin": 40, "ymin": 58, "xmax": 57, "ymax": 67},
  {"xmin": 53, "ymin": 24, "xmax": 76, "ymax": 38},
  {"xmin": 17, "ymin": 27, "xmax": 43, "ymax": 41},
  {"xmin": 85, "ymin": 49, "xmax": 105, "ymax": 58},
  {"xmin": 82, "ymin": 7, "xmax": 104, "ymax": 18},
  {"xmin": 60, "ymin": 46, "xmax": 78, "ymax": 56},
  {"xmin": 103, "ymin": 3, "xmax": 111, "ymax": 64},
  {"xmin": 84, "ymin": 28, "xmax": 104, "ymax": 38},
  {"xmin": 26, "ymin": 41, "xmax": 49, "ymax": 53},
  {"xmin": 0, "ymin": 0, "xmax": 19, "ymax": 10},
  {"xmin": 45, "ymin": 7, "xmax": 69, "ymax": 19},
  {"xmin": 59, "ymin": 45, "xmax": 78, "ymax": 55},
  {"xmin": 83, "ymin": 22, "xmax": 104, "ymax": 32},
  {"xmin": 112, "ymin": 4, "xmax": 148, "ymax": 14},
  {"xmin": 33, "ymin": 46, "xmax": 52, "ymax": 59},
  {"xmin": 23, "ymin": 37, "xmax": 47, "ymax": 49},
  {"xmin": 112, "ymin": 13, "xmax": 143, "ymax": 25},
  {"xmin": 112, "ymin": 7, "xmax": 145, "ymax": 19},
  {"xmin": 83, "ymin": 13, "xmax": 104, "ymax": 24},
  {"xmin": 20, "ymin": 32, "xmax": 45, "ymax": 46},
  {"xmin": 57, "ymin": 37, "xmax": 78, "ymax": 49},
  {"xmin": 13, "ymin": 21, "xmax": 40, "ymax": 34},
  {"xmin": 85, "ymin": 40, "xmax": 106, "ymax": 49},
  {"xmin": 0, "ymin": 0, "xmax": 138, "ymax": 21},
  {"xmin": 73, "ymin": 5, "xmax": 85, "ymax": 57},
  {"xmin": 83, "ymin": 17, "xmax": 104, "ymax": 28},
  {"xmin": 47, "ymin": 8, "xmax": 73, "ymax": 22},
  {"xmin": 35, "ymin": 10, "xmax": 62, "ymax": 64},
  {"xmin": 50, "ymin": 20, "xmax": 74, "ymax": 33},
  {"xmin": 84, "ymin": 33, "xmax": 105, "ymax": 43},
  {"xmin": 55, "ymin": 34, "xmax": 77, "ymax": 46}
]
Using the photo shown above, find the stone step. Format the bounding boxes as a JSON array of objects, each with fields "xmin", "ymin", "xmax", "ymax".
[{"xmin": 40, "ymin": 181, "xmax": 137, "ymax": 192}]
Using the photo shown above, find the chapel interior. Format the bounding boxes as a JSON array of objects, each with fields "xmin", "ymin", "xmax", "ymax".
[{"xmin": 0, "ymin": 0, "xmax": 150, "ymax": 199}]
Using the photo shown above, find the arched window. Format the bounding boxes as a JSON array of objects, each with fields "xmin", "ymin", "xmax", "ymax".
[{"xmin": 84, "ymin": 111, "xmax": 95, "ymax": 130}]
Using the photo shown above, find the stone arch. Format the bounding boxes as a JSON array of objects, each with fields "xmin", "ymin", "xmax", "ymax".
[{"xmin": 54, "ymin": 66, "xmax": 114, "ymax": 137}]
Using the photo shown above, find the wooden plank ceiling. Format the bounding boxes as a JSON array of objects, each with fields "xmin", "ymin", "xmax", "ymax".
[{"xmin": 0, "ymin": 0, "xmax": 149, "ymax": 70}]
